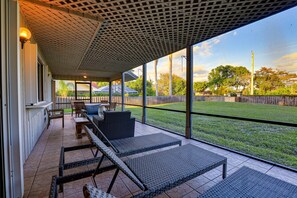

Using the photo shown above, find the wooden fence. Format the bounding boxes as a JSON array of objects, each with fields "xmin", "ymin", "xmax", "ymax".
[
  {"xmin": 55, "ymin": 95, "xmax": 297, "ymax": 109},
  {"xmin": 240, "ymin": 96, "xmax": 297, "ymax": 106},
  {"xmin": 55, "ymin": 96, "xmax": 109, "ymax": 109}
]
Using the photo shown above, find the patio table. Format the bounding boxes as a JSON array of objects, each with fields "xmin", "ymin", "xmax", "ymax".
[{"xmin": 73, "ymin": 117, "xmax": 90, "ymax": 139}]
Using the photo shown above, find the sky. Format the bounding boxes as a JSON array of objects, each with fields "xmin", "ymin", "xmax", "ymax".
[{"xmin": 133, "ymin": 6, "xmax": 297, "ymax": 83}]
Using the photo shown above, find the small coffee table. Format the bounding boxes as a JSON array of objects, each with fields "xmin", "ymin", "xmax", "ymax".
[{"xmin": 73, "ymin": 117, "xmax": 90, "ymax": 139}]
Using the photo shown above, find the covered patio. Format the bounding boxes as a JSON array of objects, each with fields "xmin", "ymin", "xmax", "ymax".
[
  {"xmin": 2, "ymin": 0, "xmax": 297, "ymax": 197},
  {"xmin": 23, "ymin": 116, "xmax": 297, "ymax": 197}
]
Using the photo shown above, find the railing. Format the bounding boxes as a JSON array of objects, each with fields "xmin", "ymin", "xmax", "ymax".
[{"xmin": 55, "ymin": 96, "xmax": 109, "ymax": 109}]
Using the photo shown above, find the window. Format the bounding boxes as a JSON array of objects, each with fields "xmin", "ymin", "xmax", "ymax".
[{"xmin": 37, "ymin": 62, "xmax": 43, "ymax": 101}]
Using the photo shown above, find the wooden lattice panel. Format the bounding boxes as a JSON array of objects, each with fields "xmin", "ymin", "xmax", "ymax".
[
  {"xmin": 22, "ymin": 0, "xmax": 297, "ymax": 78},
  {"xmin": 19, "ymin": 1, "xmax": 102, "ymax": 77}
]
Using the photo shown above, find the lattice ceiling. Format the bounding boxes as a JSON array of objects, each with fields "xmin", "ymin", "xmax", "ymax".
[{"xmin": 20, "ymin": 0, "xmax": 297, "ymax": 81}]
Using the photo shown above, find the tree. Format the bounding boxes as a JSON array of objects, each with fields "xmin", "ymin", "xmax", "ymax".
[
  {"xmin": 254, "ymin": 67, "xmax": 284, "ymax": 95},
  {"xmin": 194, "ymin": 81, "xmax": 208, "ymax": 94},
  {"xmin": 158, "ymin": 73, "xmax": 186, "ymax": 96},
  {"xmin": 254, "ymin": 67, "xmax": 297, "ymax": 95},
  {"xmin": 126, "ymin": 77, "xmax": 155, "ymax": 96},
  {"xmin": 208, "ymin": 65, "xmax": 233, "ymax": 94},
  {"xmin": 208, "ymin": 65, "xmax": 250, "ymax": 95},
  {"xmin": 57, "ymin": 80, "xmax": 71, "ymax": 97},
  {"xmin": 146, "ymin": 80, "xmax": 156, "ymax": 96},
  {"xmin": 97, "ymin": 82, "xmax": 109, "ymax": 87},
  {"xmin": 232, "ymin": 66, "xmax": 251, "ymax": 92}
]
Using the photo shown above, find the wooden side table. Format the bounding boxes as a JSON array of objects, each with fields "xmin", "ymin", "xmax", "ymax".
[{"xmin": 73, "ymin": 117, "xmax": 90, "ymax": 139}]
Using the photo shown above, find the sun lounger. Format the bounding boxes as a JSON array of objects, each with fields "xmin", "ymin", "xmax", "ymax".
[
  {"xmin": 198, "ymin": 166, "xmax": 297, "ymax": 198},
  {"xmin": 49, "ymin": 176, "xmax": 115, "ymax": 198},
  {"xmin": 82, "ymin": 126, "xmax": 227, "ymax": 197},
  {"xmin": 80, "ymin": 166, "xmax": 297, "ymax": 198},
  {"xmin": 59, "ymin": 114, "xmax": 182, "ymax": 192}
]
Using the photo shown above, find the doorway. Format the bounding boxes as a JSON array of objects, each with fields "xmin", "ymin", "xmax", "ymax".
[{"xmin": 75, "ymin": 81, "xmax": 92, "ymax": 103}]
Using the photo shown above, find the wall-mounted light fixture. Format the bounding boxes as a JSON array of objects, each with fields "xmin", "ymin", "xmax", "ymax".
[
  {"xmin": 20, "ymin": 27, "xmax": 31, "ymax": 49},
  {"xmin": 83, "ymin": 75, "xmax": 87, "ymax": 79}
]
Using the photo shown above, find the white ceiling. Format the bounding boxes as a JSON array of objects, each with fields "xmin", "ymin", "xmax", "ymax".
[{"xmin": 20, "ymin": 0, "xmax": 297, "ymax": 81}]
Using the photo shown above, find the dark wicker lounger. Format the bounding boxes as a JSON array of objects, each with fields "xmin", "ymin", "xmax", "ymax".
[
  {"xmin": 82, "ymin": 126, "xmax": 227, "ymax": 198},
  {"xmin": 59, "ymin": 115, "xmax": 181, "ymax": 191},
  {"xmin": 50, "ymin": 176, "xmax": 116, "ymax": 198},
  {"xmin": 199, "ymin": 166, "xmax": 297, "ymax": 198}
]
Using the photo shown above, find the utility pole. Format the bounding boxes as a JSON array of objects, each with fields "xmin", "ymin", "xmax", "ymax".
[{"xmin": 251, "ymin": 51, "xmax": 254, "ymax": 95}]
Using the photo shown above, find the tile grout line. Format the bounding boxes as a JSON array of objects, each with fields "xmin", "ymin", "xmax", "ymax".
[{"xmin": 26, "ymin": 122, "xmax": 53, "ymax": 197}]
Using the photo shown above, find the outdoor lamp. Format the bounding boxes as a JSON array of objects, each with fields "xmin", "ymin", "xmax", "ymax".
[{"xmin": 20, "ymin": 27, "xmax": 31, "ymax": 49}]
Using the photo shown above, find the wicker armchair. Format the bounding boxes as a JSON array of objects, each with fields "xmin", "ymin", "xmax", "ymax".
[
  {"xmin": 70, "ymin": 100, "xmax": 83, "ymax": 116},
  {"xmin": 73, "ymin": 101, "xmax": 86, "ymax": 117},
  {"xmin": 93, "ymin": 111, "xmax": 135, "ymax": 140}
]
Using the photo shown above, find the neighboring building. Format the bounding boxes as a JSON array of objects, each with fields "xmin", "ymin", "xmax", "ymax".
[{"xmin": 95, "ymin": 85, "xmax": 138, "ymax": 95}]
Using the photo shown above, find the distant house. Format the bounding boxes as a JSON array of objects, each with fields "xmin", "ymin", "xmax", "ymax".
[{"xmin": 95, "ymin": 85, "xmax": 138, "ymax": 95}]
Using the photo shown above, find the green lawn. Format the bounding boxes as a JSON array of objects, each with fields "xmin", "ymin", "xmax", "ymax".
[{"xmin": 125, "ymin": 102, "xmax": 297, "ymax": 169}]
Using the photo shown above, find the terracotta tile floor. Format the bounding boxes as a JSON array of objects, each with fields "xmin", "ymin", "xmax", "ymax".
[{"xmin": 23, "ymin": 115, "xmax": 297, "ymax": 198}]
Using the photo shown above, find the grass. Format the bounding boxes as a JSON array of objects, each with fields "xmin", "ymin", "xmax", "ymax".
[{"xmin": 125, "ymin": 101, "xmax": 297, "ymax": 169}]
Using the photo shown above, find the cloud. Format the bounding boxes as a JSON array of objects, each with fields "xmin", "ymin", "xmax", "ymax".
[
  {"xmin": 213, "ymin": 38, "xmax": 221, "ymax": 44},
  {"xmin": 193, "ymin": 65, "xmax": 209, "ymax": 82},
  {"xmin": 275, "ymin": 52, "xmax": 297, "ymax": 73},
  {"xmin": 172, "ymin": 49, "xmax": 186, "ymax": 58},
  {"xmin": 193, "ymin": 42, "xmax": 212, "ymax": 56},
  {"xmin": 193, "ymin": 38, "xmax": 220, "ymax": 57},
  {"xmin": 193, "ymin": 73, "xmax": 208, "ymax": 82},
  {"xmin": 194, "ymin": 65, "xmax": 208, "ymax": 74}
]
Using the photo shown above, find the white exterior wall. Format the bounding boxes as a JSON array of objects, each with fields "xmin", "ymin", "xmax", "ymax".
[
  {"xmin": 20, "ymin": 43, "xmax": 52, "ymax": 162},
  {"xmin": 20, "ymin": 16, "xmax": 52, "ymax": 163}
]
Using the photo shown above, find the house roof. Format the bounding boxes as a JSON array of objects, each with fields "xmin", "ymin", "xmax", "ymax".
[
  {"xmin": 20, "ymin": 0, "xmax": 297, "ymax": 81},
  {"xmin": 97, "ymin": 85, "xmax": 138, "ymax": 94}
]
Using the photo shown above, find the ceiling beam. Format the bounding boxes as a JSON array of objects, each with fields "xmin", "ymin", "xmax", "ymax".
[
  {"xmin": 20, "ymin": 0, "xmax": 104, "ymax": 22},
  {"xmin": 76, "ymin": 21, "xmax": 103, "ymax": 71}
]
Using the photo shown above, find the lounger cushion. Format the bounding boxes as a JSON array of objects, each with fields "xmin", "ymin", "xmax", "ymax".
[{"xmin": 85, "ymin": 104, "xmax": 100, "ymax": 115}]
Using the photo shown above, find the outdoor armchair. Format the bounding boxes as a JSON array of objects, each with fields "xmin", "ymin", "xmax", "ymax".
[
  {"xmin": 93, "ymin": 111, "xmax": 135, "ymax": 140},
  {"xmin": 73, "ymin": 101, "xmax": 86, "ymax": 117},
  {"xmin": 46, "ymin": 108, "xmax": 64, "ymax": 129},
  {"xmin": 70, "ymin": 100, "xmax": 84, "ymax": 116}
]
